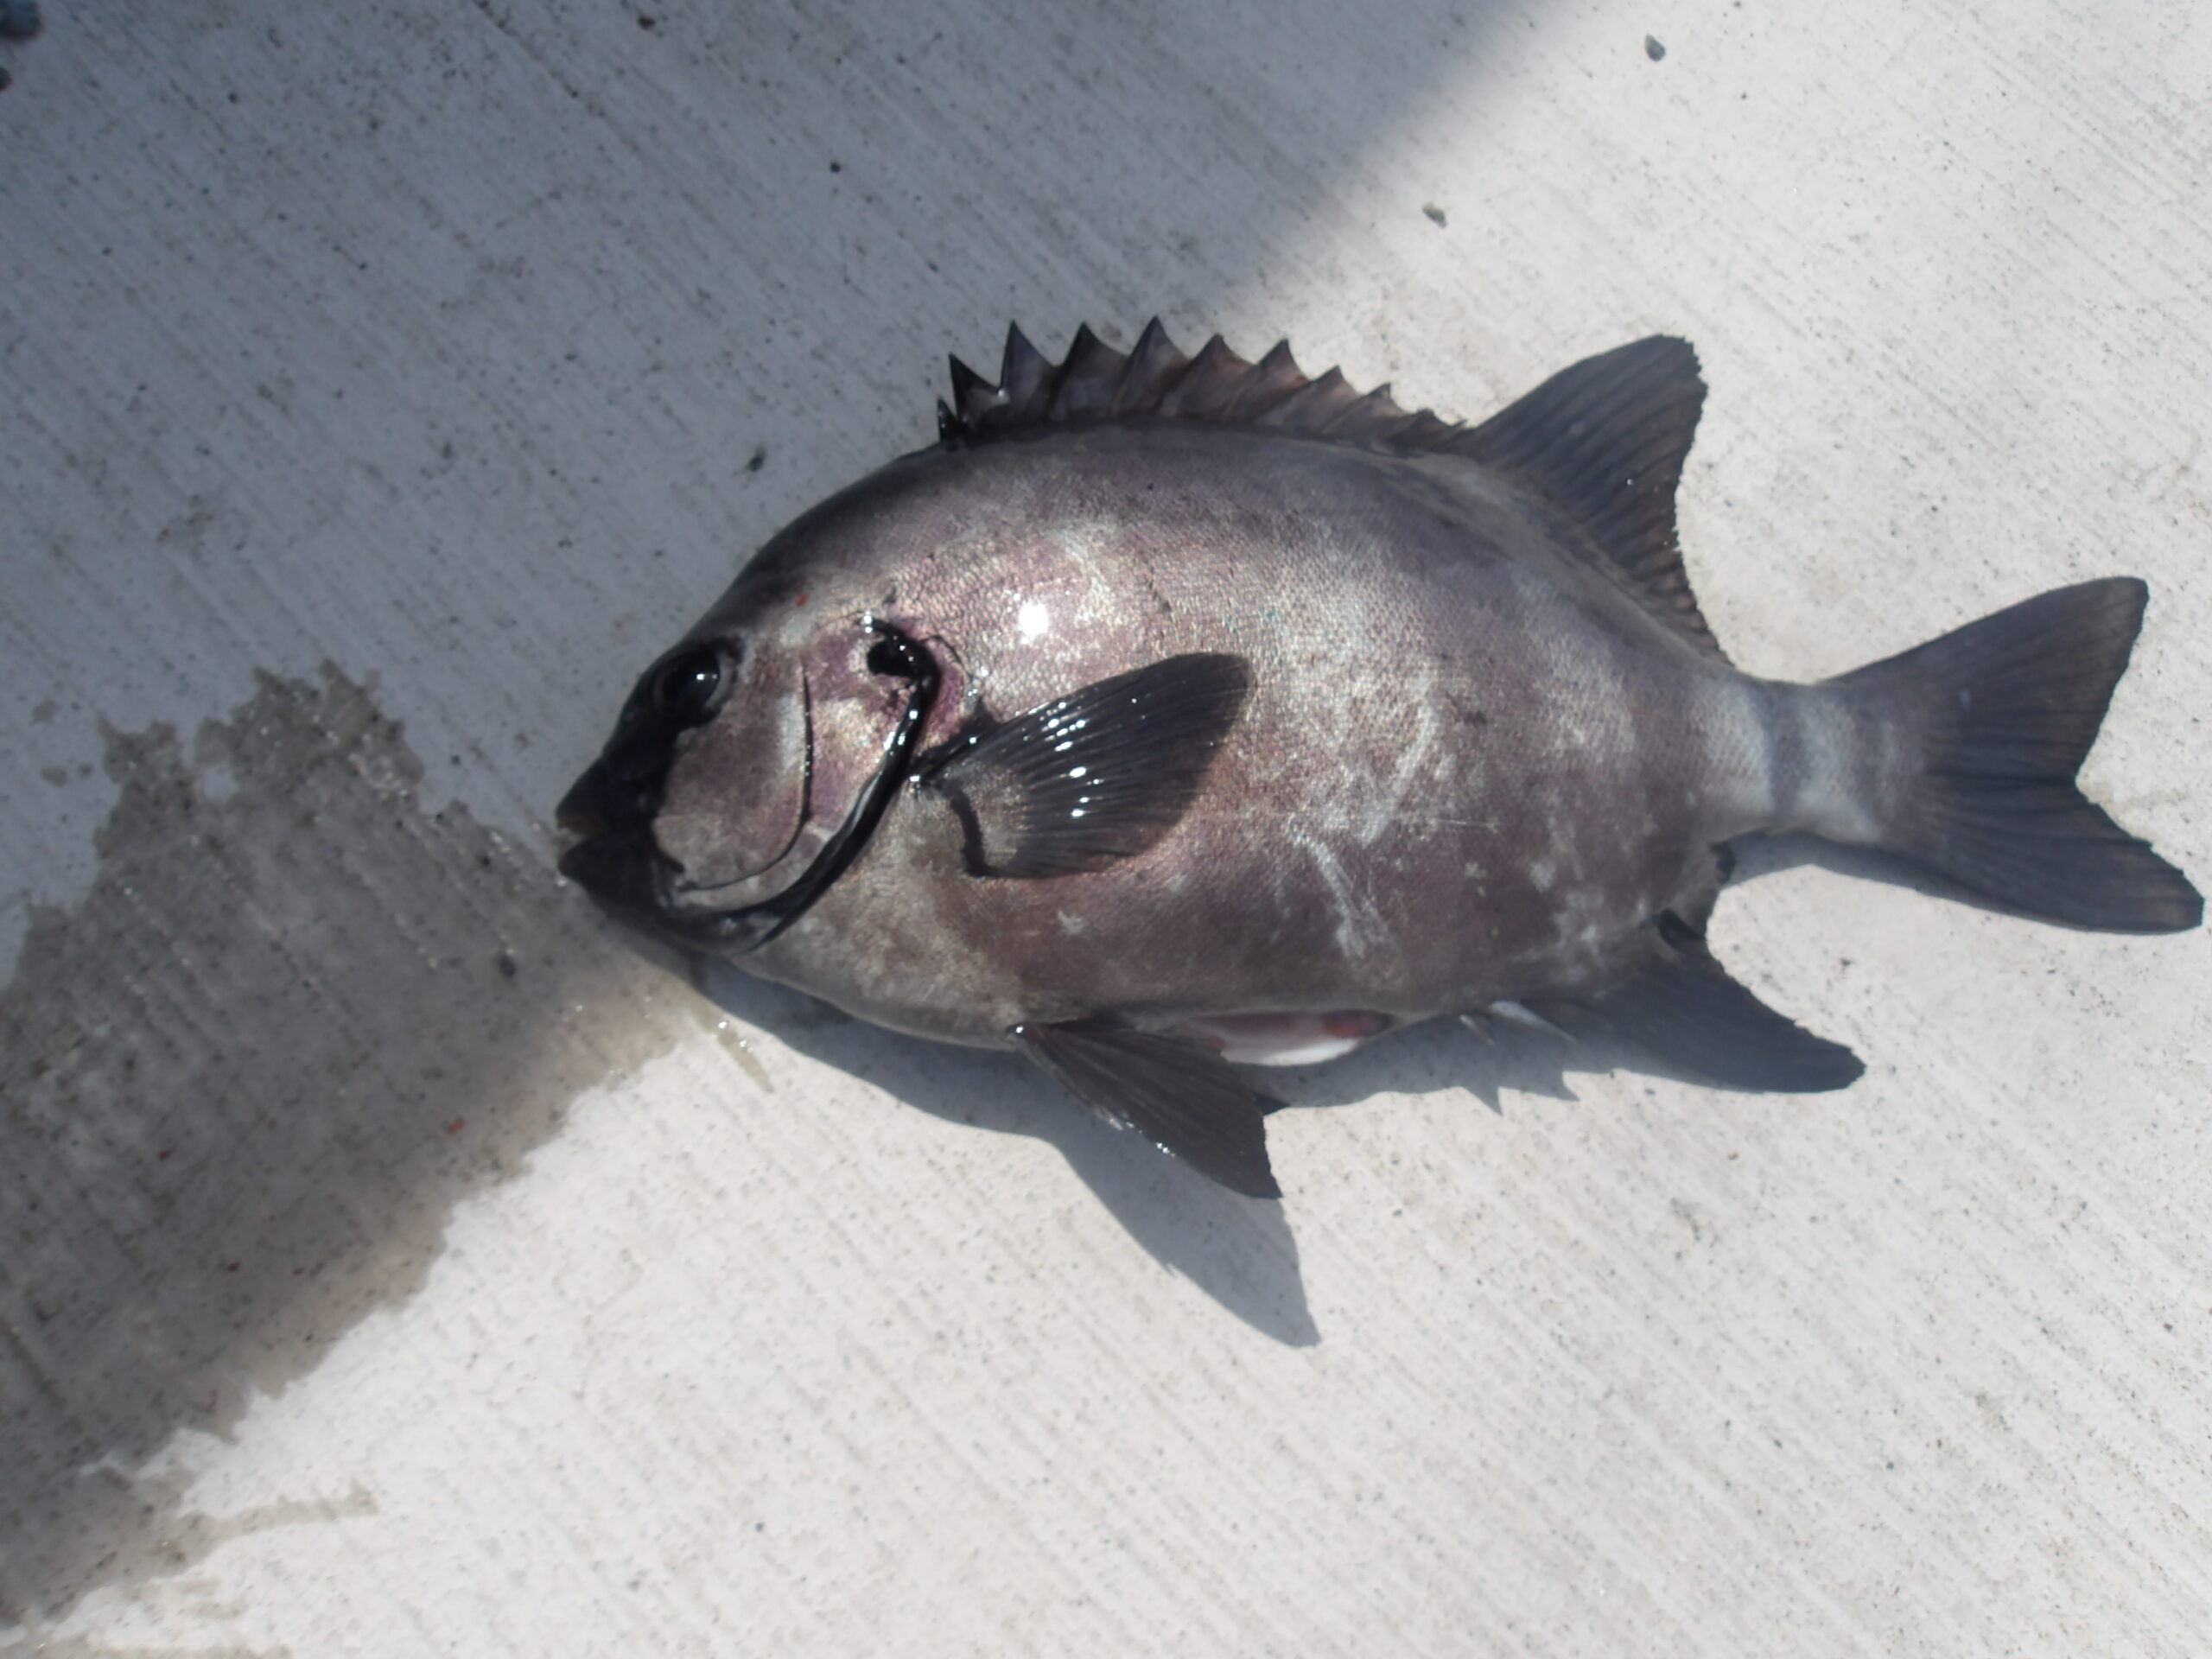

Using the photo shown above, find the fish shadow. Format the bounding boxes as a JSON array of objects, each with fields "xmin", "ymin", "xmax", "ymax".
[
  {"xmin": 1260, "ymin": 1000, "xmax": 1779, "ymax": 1117},
  {"xmin": 692, "ymin": 952, "xmax": 1765, "ymax": 1350},
  {"xmin": 677, "ymin": 830, "xmax": 2001, "ymax": 1350},
  {"xmin": 692, "ymin": 962, "xmax": 1323, "ymax": 1347}
]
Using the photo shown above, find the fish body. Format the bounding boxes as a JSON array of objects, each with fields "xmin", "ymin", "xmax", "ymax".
[
  {"xmin": 560, "ymin": 323, "xmax": 2200, "ymax": 1196},
  {"xmin": 712, "ymin": 425, "xmax": 1745, "ymax": 1039}
]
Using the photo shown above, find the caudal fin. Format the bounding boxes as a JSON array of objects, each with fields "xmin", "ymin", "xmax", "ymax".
[{"xmin": 1840, "ymin": 578, "xmax": 2200, "ymax": 933}]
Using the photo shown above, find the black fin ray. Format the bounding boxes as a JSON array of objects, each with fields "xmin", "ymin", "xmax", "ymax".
[
  {"xmin": 1049, "ymin": 324, "xmax": 1129, "ymax": 420},
  {"xmin": 923, "ymin": 654, "xmax": 1250, "ymax": 878},
  {"xmin": 1326, "ymin": 383, "xmax": 1407, "ymax": 440},
  {"xmin": 1840, "ymin": 577, "xmax": 2202, "ymax": 932},
  {"xmin": 948, "ymin": 354, "xmax": 1002, "ymax": 425},
  {"xmin": 1446, "ymin": 336, "xmax": 1723, "ymax": 661},
  {"xmin": 1255, "ymin": 365, "xmax": 1359, "ymax": 429},
  {"xmin": 998, "ymin": 323, "xmax": 1051, "ymax": 416},
  {"xmin": 1012, "ymin": 1020, "xmax": 1281, "ymax": 1198},
  {"xmin": 1524, "ymin": 912, "xmax": 1863, "ymax": 1092},
  {"xmin": 1156, "ymin": 334, "xmax": 1253, "ymax": 420},
  {"xmin": 1224, "ymin": 340, "xmax": 1309, "ymax": 420},
  {"xmin": 1110, "ymin": 317, "xmax": 1190, "ymax": 416}
]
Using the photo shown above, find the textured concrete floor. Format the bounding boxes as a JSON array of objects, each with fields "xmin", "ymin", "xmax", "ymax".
[{"xmin": 3, "ymin": 1, "xmax": 2209, "ymax": 1653}]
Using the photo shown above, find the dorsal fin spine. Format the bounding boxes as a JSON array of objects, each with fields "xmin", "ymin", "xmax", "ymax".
[
  {"xmin": 998, "ymin": 325, "xmax": 1049, "ymax": 420},
  {"xmin": 1049, "ymin": 324, "xmax": 1127, "ymax": 419},
  {"xmin": 1112, "ymin": 318, "xmax": 1188, "ymax": 417},
  {"xmin": 949, "ymin": 356, "xmax": 1003, "ymax": 424},
  {"xmin": 1157, "ymin": 334, "xmax": 1249, "ymax": 420}
]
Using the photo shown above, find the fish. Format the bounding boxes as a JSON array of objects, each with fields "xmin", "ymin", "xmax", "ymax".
[{"xmin": 557, "ymin": 320, "xmax": 2202, "ymax": 1198}]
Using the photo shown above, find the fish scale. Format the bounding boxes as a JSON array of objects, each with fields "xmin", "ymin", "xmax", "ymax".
[{"xmin": 558, "ymin": 321, "xmax": 2201, "ymax": 1199}]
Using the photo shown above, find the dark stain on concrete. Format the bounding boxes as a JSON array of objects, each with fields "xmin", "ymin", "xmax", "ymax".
[
  {"xmin": 0, "ymin": 663, "xmax": 1325, "ymax": 1630},
  {"xmin": 0, "ymin": 664, "xmax": 705, "ymax": 1624}
]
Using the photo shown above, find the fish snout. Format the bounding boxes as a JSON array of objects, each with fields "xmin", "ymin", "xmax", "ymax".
[
  {"xmin": 556, "ymin": 821, "xmax": 668, "ymax": 918},
  {"xmin": 556, "ymin": 759, "xmax": 676, "ymax": 918},
  {"xmin": 556, "ymin": 750, "xmax": 670, "ymax": 840}
]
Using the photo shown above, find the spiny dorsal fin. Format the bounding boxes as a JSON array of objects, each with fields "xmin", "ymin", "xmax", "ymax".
[
  {"xmin": 942, "ymin": 322, "xmax": 1724, "ymax": 661},
  {"xmin": 1445, "ymin": 337, "xmax": 1722, "ymax": 661},
  {"xmin": 944, "ymin": 317, "xmax": 1441, "ymax": 447}
]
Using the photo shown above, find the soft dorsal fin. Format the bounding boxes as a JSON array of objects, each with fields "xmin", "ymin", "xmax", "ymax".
[
  {"xmin": 1446, "ymin": 337, "xmax": 1722, "ymax": 661},
  {"xmin": 940, "ymin": 322, "xmax": 1726, "ymax": 662}
]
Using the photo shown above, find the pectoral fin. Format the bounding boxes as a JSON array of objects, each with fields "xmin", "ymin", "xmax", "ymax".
[
  {"xmin": 1011, "ymin": 1019, "xmax": 1281, "ymax": 1198},
  {"xmin": 925, "ymin": 653, "xmax": 1250, "ymax": 877},
  {"xmin": 1523, "ymin": 912, "xmax": 1863, "ymax": 1092}
]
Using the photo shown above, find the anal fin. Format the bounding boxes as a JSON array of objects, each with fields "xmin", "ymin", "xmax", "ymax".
[
  {"xmin": 1523, "ymin": 912, "xmax": 1862, "ymax": 1092},
  {"xmin": 1012, "ymin": 1020, "xmax": 1281, "ymax": 1198}
]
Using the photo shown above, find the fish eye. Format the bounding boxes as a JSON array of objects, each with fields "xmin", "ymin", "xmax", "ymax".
[
  {"xmin": 867, "ymin": 632, "xmax": 929, "ymax": 680},
  {"xmin": 648, "ymin": 645, "xmax": 725, "ymax": 727}
]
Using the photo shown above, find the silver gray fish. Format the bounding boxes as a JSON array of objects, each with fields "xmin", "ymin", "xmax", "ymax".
[{"xmin": 558, "ymin": 321, "xmax": 2201, "ymax": 1197}]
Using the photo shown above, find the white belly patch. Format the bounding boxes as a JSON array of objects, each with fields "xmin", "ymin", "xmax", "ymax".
[{"xmin": 1173, "ymin": 1010, "xmax": 1396, "ymax": 1066}]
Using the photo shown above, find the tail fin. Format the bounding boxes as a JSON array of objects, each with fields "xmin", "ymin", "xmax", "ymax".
[{"xmin": 1840, "ymin": 577, "xmax": 2200, "ymax": 933}]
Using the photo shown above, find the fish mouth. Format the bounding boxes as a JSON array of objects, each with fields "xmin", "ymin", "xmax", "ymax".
[
  {"xmin": 556, "ymin": 823, "xmax": 665, "ymax": 914},
  {"xmin": 556, "ymin": 759, "xmax": 711, "ymax": 931},
  {"xmin": 558, "ymin": 823, "xmax": 779, "ymax": 950},
  {"xmin": 556, "ymin": 759, "xmax": 690, "ymax": 923}
]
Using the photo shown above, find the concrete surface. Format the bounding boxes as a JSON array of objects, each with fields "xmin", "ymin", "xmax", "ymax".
[{"xmin": 3, "ymin": 0, "xmax": 2209, "ymax": 1653}]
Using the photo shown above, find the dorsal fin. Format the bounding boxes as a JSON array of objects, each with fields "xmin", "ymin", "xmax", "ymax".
[
  {"xmin": 940, "ymin": 323, "xmax": 1724, "ymax": 661},
  {"xmin": 1445, "ymin": 337, "xmax": 1722, "ymax": 661},
  {"xmin": 944, "ymin": 318, "xmax": 1440, "ymax": 447}
]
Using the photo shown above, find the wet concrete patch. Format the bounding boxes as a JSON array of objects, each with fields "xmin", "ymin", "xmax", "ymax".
[{"xmin": 0, "ymin": 665, "xmax": 706, "ymax": 1624}]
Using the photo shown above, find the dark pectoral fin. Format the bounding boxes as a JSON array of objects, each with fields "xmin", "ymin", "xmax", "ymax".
[
  {"xmin": 1012, "ymin": 1020, "xmax": 1281, "ymax": 1198},
  {"xmin": 1524, "ymin": 912, "xmax": 1863, "ymax": 1092},
  {"xmin": 925, "ymin": 654, "xmax": 1250, "ymax": 878}
]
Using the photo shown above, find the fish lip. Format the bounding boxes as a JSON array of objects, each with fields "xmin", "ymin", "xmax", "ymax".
[
  {"xmin": 556, "ymin": 825, "xmax": 671, "ymax": 916},
  {"xmin": 555, "ymin": 772, "xmax": 769, "ymax": 943},
  {"xmin": 559, "ymin": 831, "xmax": 785, "ymax": 954},
  {"xmin": 558, "ymin": 830, "xmax": 755, "ymax": 950}
]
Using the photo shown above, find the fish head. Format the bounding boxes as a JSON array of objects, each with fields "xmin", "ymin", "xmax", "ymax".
[{"xmin": 556, "ymin": 563, "xmax": 942, "ymax": 955}]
